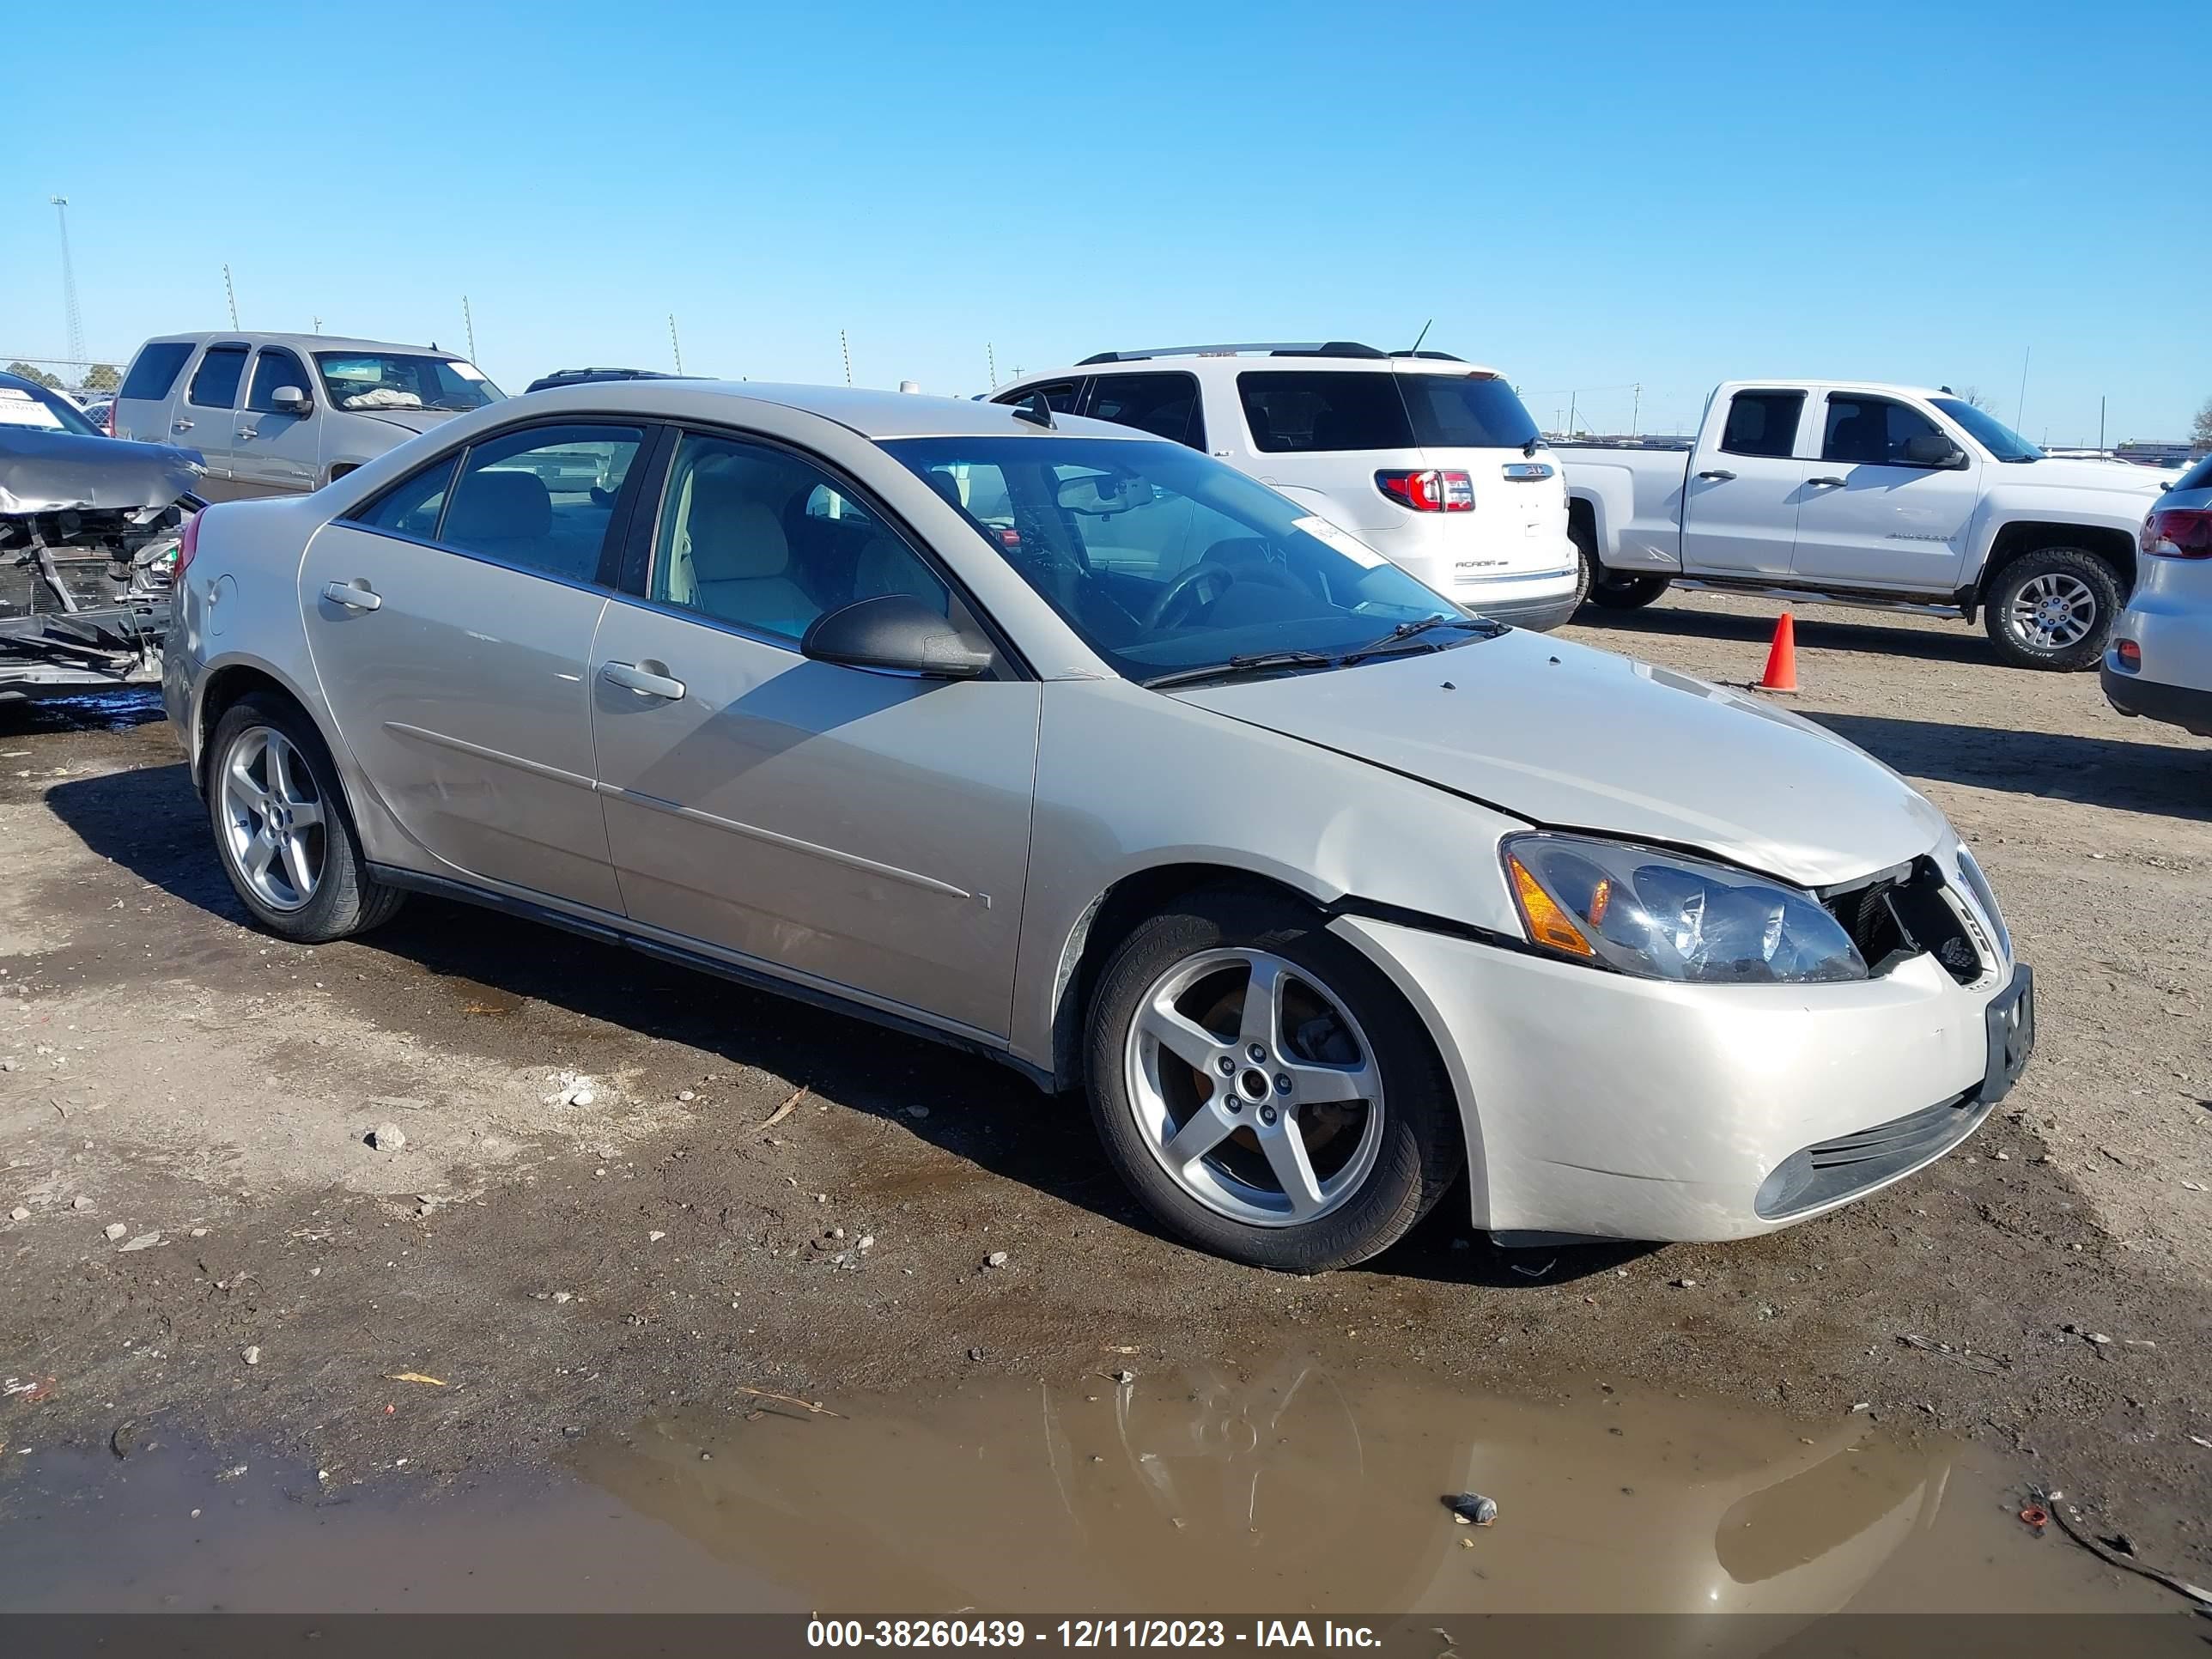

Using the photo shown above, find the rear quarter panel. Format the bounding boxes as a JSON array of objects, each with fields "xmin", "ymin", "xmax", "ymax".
[{"xmin": 1559, "ymin": 447, "xmax": 1687, "ymax": 572}]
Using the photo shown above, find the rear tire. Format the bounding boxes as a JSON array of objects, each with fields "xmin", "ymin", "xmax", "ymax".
[
  {"xmin": 1981, "ymin": 546, "xmax": 2122, "ymax": 672},
  {"xmin": 1587, "ymin": 568, "xmax": 1673, "ymax": 610},
  {"xmin": 1084, "ymin": 890, "xmax": 1460, "ymax": 1273},
  {"xmin": 206, "ymin": 692, "xmax": 404, "ymax": 943}
]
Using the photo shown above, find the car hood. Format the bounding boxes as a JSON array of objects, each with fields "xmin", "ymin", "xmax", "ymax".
[
  {"xmin": 1170, "ymin": 632, "xmax": 1948, "ymax": 888},
  {"xmin": 0, "ymin": 427, "xmax": 206, "ymax": 514},
  {"xmin": 2005, "ymin": 456, "xmax": 2178, "ymax": 495}
]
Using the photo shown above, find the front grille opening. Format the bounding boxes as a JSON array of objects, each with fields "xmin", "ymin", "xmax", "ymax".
[{"xmin": 1823, "ymin": 859, "xmax": 1980, "ymax": 985}]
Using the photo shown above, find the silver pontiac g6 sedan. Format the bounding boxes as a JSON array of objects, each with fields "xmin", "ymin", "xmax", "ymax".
[{"xmin": 163, "ymin": 382, "xmax": 2033, "ymax": 1272}]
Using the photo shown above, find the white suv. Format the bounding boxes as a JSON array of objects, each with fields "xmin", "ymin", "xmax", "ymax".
[{"xmin": 990, "ymin": 343, "xmax": 1580, "ymax": 630}]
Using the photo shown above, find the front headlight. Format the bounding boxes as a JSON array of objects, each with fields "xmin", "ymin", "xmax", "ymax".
[{"xmin": 1501, "ymin": 833, "xmax": 1868, "ymax": 985}]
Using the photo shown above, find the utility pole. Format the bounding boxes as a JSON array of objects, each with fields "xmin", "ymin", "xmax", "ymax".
[
  {"xmin": 1631, "ymin": 383, "xmax": 1641, "ymax": 437},
  {"xmin": 668, "ymin": 314, "xmax": 684, "ymax": 374},
  {"xmin": 49, "ymin": 197, "xmax": 85, "ymax": 381},
  {"xmin": 222, "ymin": 264, "xmax": 240, "ymax": 331},
  {"xmin": 986, "ymin": 342, "xmax": 997, "ymax": 387},
  {"xmin": 462, "ymin": 295, "xmax": 477, "ymax": 364},
  {"xmin": 312, "ymin": 316, "xmax": 323, "ymax": 334},
  {"xmin": 840, "ymin": 329, "xmax": 852, "ymax": 386}
]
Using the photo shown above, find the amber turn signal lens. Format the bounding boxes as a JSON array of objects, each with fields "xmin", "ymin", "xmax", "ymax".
[{"xmin": 1507, "ymin": 854, "xmax": 1595, "ymax": 957}]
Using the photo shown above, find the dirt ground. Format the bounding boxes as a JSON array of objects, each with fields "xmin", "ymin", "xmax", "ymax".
[{"xmin": 3, "ymin": 591, "xmax": 2209, "ymax": 1594}]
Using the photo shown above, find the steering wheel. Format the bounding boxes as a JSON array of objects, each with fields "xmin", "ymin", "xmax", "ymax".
[{"xmin": 1143, "ymin": 563, "xmax": 1238, "ymax": 631}]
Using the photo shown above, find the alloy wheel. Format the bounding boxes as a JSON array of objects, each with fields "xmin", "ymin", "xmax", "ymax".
[
  {"xmin": 2007, "ymin": 572, "xmax": 2098, "ymax": 651},
  {"xmin": 218, "ymin": 726, "xmax": 326, "ymax": 912},
  {"xmin": 1121, "ymin": 948, "xmax": 1386, "ymax": 1228}
]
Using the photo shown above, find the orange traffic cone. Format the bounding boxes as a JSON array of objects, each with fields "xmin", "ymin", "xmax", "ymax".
[{"xmin": 1758, "ymin": 611, "xmax": 1800, "ymax": 693}]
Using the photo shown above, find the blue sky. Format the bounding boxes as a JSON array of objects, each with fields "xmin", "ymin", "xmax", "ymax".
[{"xmin": 7, "ymin": 0, "xmax": 2204, "ymax": 441}]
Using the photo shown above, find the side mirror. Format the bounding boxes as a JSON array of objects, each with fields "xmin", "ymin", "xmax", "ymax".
[
  {"xmin": 801, "ymin": 594, "xmax": 993, "ymax": 680},
  {"xmin": 272, "ymin": 386, "xmax": 313, "ymax": 416},
  {"xmin": 1904, "ymin": 432, "xmax": 1967, "ymax": 469}
]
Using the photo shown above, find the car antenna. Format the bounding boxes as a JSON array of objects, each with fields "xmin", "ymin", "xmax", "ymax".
[
  {"xmin": 1012, "ymin": 392, "xmax": 1055, "ymax": 429},
  {"xmin": 1407, "ymin": 318, "xmax": 1433, "ymax": 355}
]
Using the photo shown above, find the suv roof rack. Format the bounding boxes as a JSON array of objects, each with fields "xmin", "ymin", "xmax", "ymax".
[{"xmin": 1074, "ymin": 341, "xmax": 1463, "ymax": 366}]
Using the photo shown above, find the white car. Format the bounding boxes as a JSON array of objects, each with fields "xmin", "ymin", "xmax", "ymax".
[
  {"xmin": 1559, "ymin": 381, "xmax": 2179, "ymax": 669},
  {"xmin": 2104, "ymin": 453, "xmax": 2212, "ymax": 736},
  {"xmin": 988, "ymin": 343, "xmax": 1580, "ymax": 630}
]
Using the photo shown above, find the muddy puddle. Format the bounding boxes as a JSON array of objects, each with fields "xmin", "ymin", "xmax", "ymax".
[{"xmin": 0, "ymin": 1356, "xmax": 2183, "ymax": 1619}]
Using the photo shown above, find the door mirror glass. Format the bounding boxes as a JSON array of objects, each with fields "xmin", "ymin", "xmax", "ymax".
[
  {"xmin": 801, "ymin": 594, "xmax": 992, "ymax": 679},
  {"xmin": 272, "ymin": 386, "xmax": 313, "ymax": 416},
  {"xmin": 1903, "ymin": 432, "xmax": 1967, "ymax": 469}
]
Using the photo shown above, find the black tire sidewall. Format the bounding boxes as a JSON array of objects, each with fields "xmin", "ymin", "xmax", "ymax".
[
  {"xmin": 1083, "ymin": 892, "xmax": 1458, "ymax": 1273},
  {"xmin": 1983, "ymin": 548, "xmax": 2120, "ymax": 672},
  {"xmin": 1589, "ymin": 570, "xmax": 1671, "ymax": 611},
  {"xmin": 205, "ymin": 694, "xmax": 383, "ymax": 941}
]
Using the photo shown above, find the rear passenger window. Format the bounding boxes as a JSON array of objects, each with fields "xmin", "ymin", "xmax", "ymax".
[
  {"xmin": 119, "ymin": 343, "xmax": 194, "ymax": 402},
  {"xmin": 186, "ymin": 345, "xmax": 250, "ymax": 410},
  {"xmin": 649, "ymin": 433, "xmax": 947, "ymax": 645},
  {"xmin": 439, "ymin": 424, "xmax": 644, "ymax": 585},
  {"xmin": 1719, "ymin": 391, "xmax": 1805, "ymax": 459},
  {"xmin": 1237, "ymin": 372, "xmax": 1414, "ymax": 453},
  {"xmin": 352, "ymin": 457, "xmax": 459, "ymax": 539},
  {"xmin": 1085, "ymin": 373, "xmax": 1204, "ymax": 449}
]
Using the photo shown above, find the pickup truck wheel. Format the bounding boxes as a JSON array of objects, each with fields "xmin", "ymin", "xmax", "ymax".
[
  {"xmin": 1588, "ymin": 569, "xmax": 1673, "ymax": 611},
  {"xmin": 1982, "ymin": 547, "xmax": 2121, "ymax": 672}
]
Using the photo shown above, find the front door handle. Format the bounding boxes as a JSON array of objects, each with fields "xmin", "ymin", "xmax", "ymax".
[
  {"xmin": 322, "ymin": 580, "xmax": 382, "ymax": 611},
  {"xmin": 1808, "ymin": 476, "xmax": 1846, "ymax": 487},
  {"xmin": 1695, "ymin": 468, "xmax": 1736, "ymax": 482},
  {"xmin": 236, "ymin": 425, "xmax": 258, "ymax": 441},
  {"xmin": 602, "ymin": 660, "xmax": 685, "ymax": 701},
  {"xmin": 172, "ymin": 418, "xmax": 194, "ymax": 433}
]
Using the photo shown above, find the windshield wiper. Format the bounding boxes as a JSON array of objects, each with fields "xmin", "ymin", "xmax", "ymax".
[
  {"xmin": 1339, "ymin": 613, "xmax": 1504, "ymax": 665},
  {"xmin": 1142, "ymin": 650, "xmax": 1338, "ymax": 690}
]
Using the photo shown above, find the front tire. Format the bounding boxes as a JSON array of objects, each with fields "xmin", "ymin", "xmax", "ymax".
[
  {"xmin": 1982, "ymin": 546, "xmax": 2122, "ymax": 671},
  {"xmin": 1084, "ymin": 891, "xmax": 1459, "ymax": 1273},
  {"xmin": 1586, "ymin": 564, "xmax": 1673, "ymax": 611},
  {"xmin": 207, "ymin": 693, "xmax": 404, "ymax": 943}
]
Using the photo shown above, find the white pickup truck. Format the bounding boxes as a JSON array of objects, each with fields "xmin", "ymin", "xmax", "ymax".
[{"xmin": 1558, "ymin": 380, "xmax": 2179, "ymax": 669}]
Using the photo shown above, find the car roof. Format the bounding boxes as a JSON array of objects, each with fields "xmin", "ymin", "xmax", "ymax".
[
  {"xmin": 513, "ymin": 380, "xmax": 1157, "ymax": 442},
  {"xmin": 1011, "ymin": 349, "xmax": 1504, "ymax": 382},
  {"xmin": 135, "ymin": 331, "xmax": 467, "ymax": 358}
]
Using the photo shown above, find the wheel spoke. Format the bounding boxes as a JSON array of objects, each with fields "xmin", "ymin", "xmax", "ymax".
[
  {"xmin": 265, "ymin": 738, "xmax": 300, "ymax": 805},
  {"xmin": 226, "ymin": 748, "xmax": 271, "ymax": 812},
  {"xmin": 286, "ymin": 796, "xmax": 324, "ymax": 830},
  {"xmin": 1239, "ymin": 955, "xmax": 1287, "ymax": 1054},
  {"xmin": 240, "ymin": 831, "xmax": 276, "ymax": 881},
  {"xmin": 1139, "ymin": 997, "xmax": 1222, "ymax": 1073},
  {"xmin": 278, "ymin": 831, "xmax": 315, "ymax": 898},
  {"xmin": 1163, "ymin": 1098, "xmax": 1241, "ymax": 1169},
  {"xmin": 1281, "ymin": 1055, "xmax": 1376, "ymax": 1106},
  {"xmin": 1259, "ymin": 1115, "xmax": 1326, "ymax": 1218}
]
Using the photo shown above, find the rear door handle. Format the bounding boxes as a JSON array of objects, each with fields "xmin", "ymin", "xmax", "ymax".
[
  {"xmin": 1808, "ymin": 476, "xmax": 1846, "ymax": 487},
  {"xmin": 1695, "ymin": 469, "xmax": 1735, "ymax": 482},
  {"xmin": 602, "ymin": 660, "xmax": 685, "ymax": 701},
  {"xmin": 322, "ymin": 580, "xmax": 382, "ymax": 611},
  {"xmin": 172, "ymin": 418, "xmax": 194, "ymax": 433}
]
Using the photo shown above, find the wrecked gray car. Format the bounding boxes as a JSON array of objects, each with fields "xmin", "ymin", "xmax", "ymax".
[{"xmin": 0, "ymin": 372, "xmax": 203, "ymax": 700}]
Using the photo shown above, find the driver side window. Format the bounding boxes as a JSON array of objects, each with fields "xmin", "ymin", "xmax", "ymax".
[{"xmin": 1822, "ymin": 396, "xmax": 1940, "ymax": 466}]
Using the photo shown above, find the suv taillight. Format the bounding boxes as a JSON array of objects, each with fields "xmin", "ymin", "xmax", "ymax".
[
  {"xmin": 2142, "ymin": 506, "xmax": 2212, "ymax": 559},
  {"xmin": 173, "ymin": 510, "xmax": 203, "ymax": 584},
  {"xmin": 1376, "ymin": 469, "xmax": 1474, "ymax": 513}
]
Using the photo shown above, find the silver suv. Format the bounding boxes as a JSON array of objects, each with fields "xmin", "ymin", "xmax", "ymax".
[{"xmin": 112, "ymin": 332, "xmax": 502, "ymax": 501}]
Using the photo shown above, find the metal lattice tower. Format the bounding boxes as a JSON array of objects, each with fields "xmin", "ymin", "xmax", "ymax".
[{"xmin": 50, "ymin": 197, "xmax": 85, "ymax": 378}]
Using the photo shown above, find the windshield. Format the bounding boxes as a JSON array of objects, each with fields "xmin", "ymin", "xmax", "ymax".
[
  {"xmin": 1930, "ymin": 398, "xmax": 2043, "ymax": 463},
  {"xmin": 313, "ymin": 353, "xmax": 503, "ymax": 413},
  {"xmin": 0, "ymin": 380, "xmax": 99, "ymax": 437},
  {"xmin": 879, "ymin": 435, "xmax": 1478, "ymax": 684}
]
